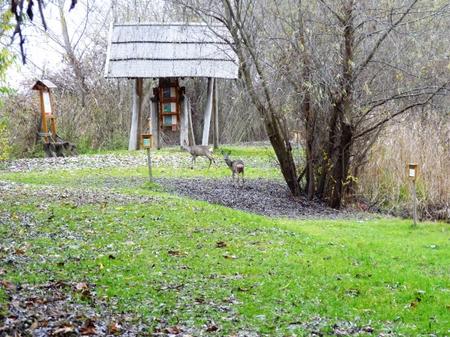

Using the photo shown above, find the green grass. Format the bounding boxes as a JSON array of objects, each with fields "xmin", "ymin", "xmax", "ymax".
[{"xmin": 0, "ymin": 148, "xmax": 449, "ymax": 336}]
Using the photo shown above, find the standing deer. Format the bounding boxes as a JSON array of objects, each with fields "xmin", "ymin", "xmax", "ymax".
[
  {"xmin": 222, "ymin": 151, "xmax": 245, "ymax": 186},
  {"xmin": 181, "ymin": 142, "xmax": 215, "ymax": 169}
]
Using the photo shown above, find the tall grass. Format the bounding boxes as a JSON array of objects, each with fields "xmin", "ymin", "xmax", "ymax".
[{"xmin": 359, "ymin": 113, "xmax": 450, "ymax": 221}]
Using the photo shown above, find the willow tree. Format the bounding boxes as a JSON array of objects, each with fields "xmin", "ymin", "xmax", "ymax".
[{"xmin": 174, "ymin": 0, "xmax": 450, "ymax": 208}]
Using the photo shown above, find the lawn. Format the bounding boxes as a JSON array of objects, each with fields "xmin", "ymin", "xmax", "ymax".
[{"xmin": 0, "ymin": 146, "xmax": 449, "ymax": 336}]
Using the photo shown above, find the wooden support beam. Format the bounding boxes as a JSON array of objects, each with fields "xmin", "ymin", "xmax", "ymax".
[
  {"xmin": 151, "ymin": 96, "xmax": 160, "ymax": 149},
  {"xmin": 187, "ymin": 97, "xmax": 195, "ymax": 146},
  {"xmin": 202, "ymin": 77, "xmax": 214, "ymax": 146},
  {"xmin": 180, "ymin": 92, "xmax": 189, "ymax": 147},
  {"xmin": 128, "ymin": 78, "xmax": 143, "ymax": 150},
  {"xmin": 212, "ymin": 80, "xmax": 219, "ymax": 149}
]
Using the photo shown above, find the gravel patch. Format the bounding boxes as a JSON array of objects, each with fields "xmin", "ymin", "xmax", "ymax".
[
  {"xmin": 0, "ymin": 181, "xmax": 158, "ymax": 206},
  {"xmin": 158, "ymin": 178, "xmax": 368, "ymax": 220},
  {"xmin": 1, "ymin": 152, "xmax": 277, "ymax": 173}
]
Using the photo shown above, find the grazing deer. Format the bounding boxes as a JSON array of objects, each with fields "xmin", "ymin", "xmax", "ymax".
[
  {"xmin": 222, "ymin": 151, "xmax": 245, "ymax": 186},
  {"xmin": 181, "ymin": 142, "xmax": 215, "ymax": 169}
]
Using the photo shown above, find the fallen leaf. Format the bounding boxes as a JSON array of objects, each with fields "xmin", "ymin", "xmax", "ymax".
[
  {"xmin": 74, "ymin": 282, "xmax": 89, "ymax": 292},
  {"xmin": 108, "ymin": 321, "xmax": 121, "ymax": 334},
  {"xmin": 216, "ymin": 241, "xmax": 227, "ymax": 248},
  {"xmin": 15, "ymin": 247, "xmax": 26, "ymax": 255},
  {"xmin": 80, "ymin": 319, "xmax": 97, "ymax": 335},
  {"xmin": 168, "ymin": 250, "xmax": 187, "ymax": 257},
  {"xmin": 0, "ymin": 280, "xmax": 15, "ymax": 290},
  {"xmin": 163, "ymin": 325, "xmax": 183, "ymax": 334},
  {"xmin": 206, "ymin": 323, "xmax": 219, "ymax": 332},
  {"xmin": 52, "ymin": 324, "xmax": 75, "ymax": 335}
]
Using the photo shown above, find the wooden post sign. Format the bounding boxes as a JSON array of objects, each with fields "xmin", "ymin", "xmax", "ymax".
[
  {"xmin": 408, "ymin": 163, "xmax": 418, "ymax": 181},
  {"xmin": 407, "ymin": 163, "xmax": 419, "ymax": 227},
  {"xmin": 141, "ymin": 133, "xmax": 153, "ymax": 182}
]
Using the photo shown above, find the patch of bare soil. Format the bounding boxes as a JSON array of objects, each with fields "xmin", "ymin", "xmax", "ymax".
[{"xmin": 158, "ymin": 178, "xmax": 368, "ymax": 220}]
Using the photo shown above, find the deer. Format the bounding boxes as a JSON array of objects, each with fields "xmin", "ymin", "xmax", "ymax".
[
  {"xmin": 181, "ymin": 142, "xmax": 215, "ymax": 169},
  {"xmin": 222, "ymin": 150, "xmax": 245, "ymax": 186}
]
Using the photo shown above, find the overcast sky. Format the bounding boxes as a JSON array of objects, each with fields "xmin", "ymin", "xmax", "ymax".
[{"xmin": 7, "ymin": 1, "xmax": 101, "ymax": 91}]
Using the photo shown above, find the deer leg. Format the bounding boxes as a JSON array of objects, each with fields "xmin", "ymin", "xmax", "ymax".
[
  {"xmin": 191, "ymin": 155, "xmax": 196, "ymax": 169},
  {"xmin": 206, "ymin": 154, "xmax": 214, "ymax": 169}
]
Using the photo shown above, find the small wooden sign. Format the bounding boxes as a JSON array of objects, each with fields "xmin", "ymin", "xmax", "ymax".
[
  {"xmin": 408, "ymin": 163, "xmax": 418, "ymax": 181},
  {"xmin": 42, "ymin": 91, "xmax": 52, "ymax": 115},
  {"xmin": 141, "ymin": 133, "xmax": 153, "ymax": 149}
]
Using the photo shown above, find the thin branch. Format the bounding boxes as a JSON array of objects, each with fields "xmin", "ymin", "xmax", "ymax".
[
  {"xmin": 354, "ymin": 81, "xmax": 449, "ymax": 140},
  {"xmin": 354, "ymin": 0, "xmax": 418, "ymax": 81}
]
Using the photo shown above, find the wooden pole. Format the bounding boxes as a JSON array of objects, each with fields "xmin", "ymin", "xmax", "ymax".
[
  {"xmin": 136, "ymin": 78, "xmax": 143, "ymax": 148},
  {"xmin": 128, "ymin": 79, "xmax": 139, "ymax": 150},
  {"xmin": 39, "ymin": 91, "xmax": 49, "ymax": 143},
  {"xmin": 412, "ymin": 180, "xmax": 417, "ymax": 227},
  {"xmin": 202, "ymin": 77, "xmax": 214, "ymax": 145},
  {"xmin": 180, "ymin": 92, "xmax": 189, "ymax": 147},
  {"xmin": 187, "ymin": 97, "xmax": 195, "ymax": 146},
  {"xmin": 150, "ymin": 97, "xmax": 158, "ymax": 149},
  {"xmin": 212, "ymin": 80, "xmax": 219, "ymax": 149},
  {"xmin": 146, "ymin": 147, "xmax": 152, "ymax": 182}
]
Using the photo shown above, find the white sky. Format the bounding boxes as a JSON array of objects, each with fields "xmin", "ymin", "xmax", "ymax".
[
  {"xmin": 7, "ymin": 1, "xmax": 104, "ymax": 91},
  {"xmin": 6, "ymin": 0, "xmax": 167, "ymax": 92}
]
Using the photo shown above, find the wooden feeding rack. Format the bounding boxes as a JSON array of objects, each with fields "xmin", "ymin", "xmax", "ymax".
[
  {"xmin": 158, "ymin": 78, "xmax": 181, "ymax": 132},
  {"xmin": 32, "ymin": 80, "xmax": 77, "ymax": 157},
  {"xmin": 32, "ymin": 80, "xmax": 57, "ymax": 143}
]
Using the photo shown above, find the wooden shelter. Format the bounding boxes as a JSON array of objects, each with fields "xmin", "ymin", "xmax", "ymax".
[{"xmin": 104, "ymin": 22, "xmax": 239, "ymax": 150}]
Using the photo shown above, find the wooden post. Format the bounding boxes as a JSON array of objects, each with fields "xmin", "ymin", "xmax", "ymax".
[
  {"xmin": 180, "ymin": 92, "xmax": 189, "ymax": 147},
  {"xmin": 212, "ymin": 79, "xmax": 219, "ymax": 149},
  {"xmin": 147, "ymin": 148, "xmax": 152, "ymax": 182},
  {"xmin": 150, "ymin": 96, "xmax": 159, "ymax": 149},
  {"xmin": 129, "ymin": 78, "xmax": 143, "ymax": 150},
  {"xmin": 202, "ymin": 77, "xmax": 214, "ymax": 145},
  {"xmin": 408, "ymin": 163, "xmax": 419, "ymax": 227},
  {"xmin": 412, "ymin": 181, "xmax": 417, "ymax": 227},
  {"xmin": 39, "ymin": 91, "xmax": 49, "ymax": 143},
  {"xmin": 129, "ymin": 80, "xmax": 139, "ymax": 150},
  {"xmin": 187, "ymin": 97, "xmax": 195, "ymax": 146}
]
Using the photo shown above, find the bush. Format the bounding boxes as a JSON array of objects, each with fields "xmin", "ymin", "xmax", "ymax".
[{"xmin": 0, "ymin": 117, "xmax": 11, "ymax": 161}]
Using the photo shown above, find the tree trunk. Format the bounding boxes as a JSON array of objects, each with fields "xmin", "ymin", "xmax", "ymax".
[{"xmin": 330, "ymin": 122, "xmax": 353, "ymax": 208}]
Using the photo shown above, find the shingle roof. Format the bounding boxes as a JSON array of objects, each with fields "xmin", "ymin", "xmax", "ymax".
[{"xmin": 105, "ymin": 22, "xmax": 239, "ymax": 79}]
